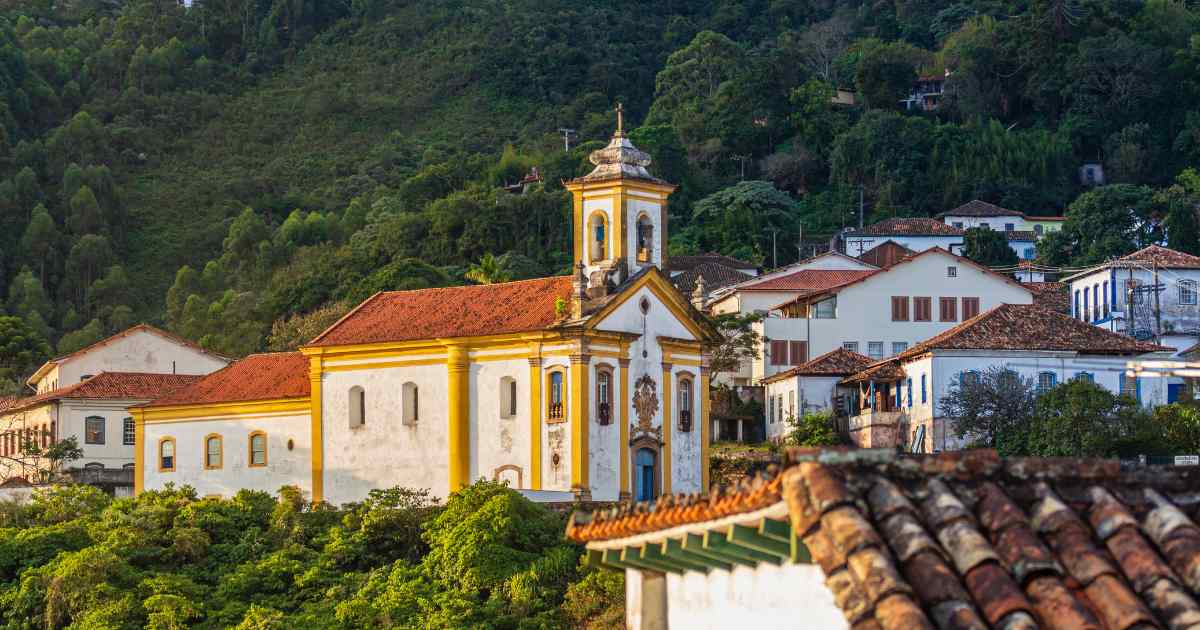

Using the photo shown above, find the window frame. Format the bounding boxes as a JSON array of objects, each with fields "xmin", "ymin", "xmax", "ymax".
[
  {"xmin": 500, "ymin": 376, "xmax": 518, "ymax": 420},
  {"xmin": 913, "ymin": 296, "xmax": 932, "ymax": 322},
  {"xmin": 947, "ymin": 266, "xmax": 957, "ymax": 278},
  {"xmin": 892, "ymin": 341, "xmax": 908, "ymax": 355},
  {"xmin": 595, "ymin": 365, "xmax": 614, "ymax": 426},
  {"xmin": 939, "ymin": 297, "xmax": 957, "ymax": 322},
  {"xmin": 1181, "ymin": 280, "xmax": 1198, "ymax": 306},
  {"xmin": 676, "ymin": 372, "xmax": 695, "ymax": 432},
  {"xmin": 122, "ymin": 417, "xmax": 134, "ymax": 446},
  {"xmin": 842, "ymin": 341, "xmax": 859, "ymax": 353},
  {"xmin": 157, "ymin": 436, "xmax": 176, "ymax": 472},
  {"xmin": 588, "ymin": 211, "xmax": 609, "ymax": 262},
  {"xmin": 867, "ymin": 341, "xmax": 884, "ymax": 360},
  {"xmin": 635, "ymin": 213, "xmax": 653, "ymax": 262},
  {"xmin": 1037, "ymin": 371, "xmax": 1057, "ymax": 393},
  {"xmin": 788, "ymin": 341, "xmax": 808, "ymax": 366},
  {"xmin": 402, "ymin": 382, "xmax": 419, "ymax": 426},
  {"xmin": 769, "ymin": 340, "xmax": 789, "ymax": 366},
  {"xmin": 248, "ymin": 431, "xmax": 268, "ymax": 468},
  {"xmin": 348, "ymin": 385, "xmax": 366, "ymax": 428},
  {"xmin": 546, "ymin": 368, "xmax": 567, "ymax": 423},
  {"xmin": 961, "ymin": 297, "xmax": 981, "ymax": 319},
  {"xmin": 204, "ymin": 434, "xmax": 223, "ymax": 470},
  {"xmin": 84, "ymin": 416, "xmax": 105, "ymax": 445},
  {"xmin": 891, "ymin": 296, "xmax": 910, "ymax": 321}
]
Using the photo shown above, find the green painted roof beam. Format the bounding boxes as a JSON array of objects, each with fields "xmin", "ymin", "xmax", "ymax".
[
  {"xmin": 621, "ymin": 546, "xmax": 682, "ymax": 574},
  {"xmin": 664, "ymin": 537, "xmax": 732, "ymax": 572},
  {"xmin": 759, "ymin": 517, "xmax": 791, "ymax": 543},
  {"xmin": 728, "ymin": 524, "xmax": 791, "ymax": 558},
  {"xmin": 705, "ymin": 530, "xmax": 781, "ymax": 566},
  {"xmin": 684, "ymin": 532, "xmax": 757, "ymax": 567},
  {"xmin": 643, "ymin": 542, "xmax": 708, "ymax": 574}
]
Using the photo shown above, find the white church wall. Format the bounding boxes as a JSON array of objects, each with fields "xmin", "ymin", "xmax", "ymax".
[
  {"xmin": 668, "ymin": 363, "xmax": 703, "ymax": 494},
  {"xmin": 142, "ymin": 411, "xmax": 311, "ymax": 497},
  {"xmin": 661, "ymin": 562, "xmax": 847, "ymax": 629},
  {"xmin": 626, "ymin": 195, "xmax": 665, "ymax": 271},
  {"xmin": 321, "ymin": 361, "xmax": 449, "ymax": 504},
  {"xmin": 469, "ymin": 357, "xmax": 531, "ymax": 489},
  {"xmin": 540, "ymin": 355, "xmax": 572, "ymax": 492},
  {"xmin": 588, "ymin": 358, "xmax": 621, "ymax": 501},
  {"xmin": 60, "ymin": 399, "xmax": 141, "ymax": 468}
]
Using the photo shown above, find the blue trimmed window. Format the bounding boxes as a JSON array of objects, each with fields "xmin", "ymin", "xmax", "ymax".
[
  {"xmin": 921, "ymin": 375, "xmax": 927, "ymax": 403},
  {"xmin": 1037, "ymin": 371, "xmax": 1057, "ymax": 393}
]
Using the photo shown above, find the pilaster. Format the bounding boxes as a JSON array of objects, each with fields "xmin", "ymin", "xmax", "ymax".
[
  {"xmin": 308, "ymin": 355, "xmax": 324, "ymax": 503},
  {"xmin": 570, "ymin": 350, "xmax": 591, "ymax": 499},
  {"xmin": 700, "ymin": 360, "xmax": 711, "ymax": 493},
  {"xmin": 618, "ymin": 356, "xmax": 631, "ymax": 500},
  {"xmin": 661, "ymin": 361, "xmax": 673, "ymax": 496},
  {"xmin": 528, "ymin": 354, "xmax": 543, "ymax": 490},
  {"xmin": 132, "ymin": 409, "xmax": 144, "ymax": 495},
  {"xmin": 446, "ymin": 345, "xmax": 470, "ymax": 493}
]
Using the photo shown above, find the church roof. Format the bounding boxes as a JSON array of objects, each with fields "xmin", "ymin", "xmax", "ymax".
[
  {"xmin": 566, "ymin": 448, "xmax": 1200, "ymax": 629},
  {"xmin": 306, "ymin": 276, "xmax": 574, "ymax": 347},
  {"xmin": 667, "ymin": 253, "xmax": 758, "ymax": 273},
  {"xmin": 567, "ymin": 121, "xmax": 672, "ymax": 186},
  {"xmin": 762, "ymin": 348, "xmax": 873, "ymax": 383},
  {"xmin": 143, "ymin": 352, "xmax": 310, "ymax": 407}
]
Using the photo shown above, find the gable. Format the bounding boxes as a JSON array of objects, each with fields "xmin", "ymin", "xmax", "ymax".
[{"xmin": 586, "ymin": 271, "xmax": 709, "ymax": 341}]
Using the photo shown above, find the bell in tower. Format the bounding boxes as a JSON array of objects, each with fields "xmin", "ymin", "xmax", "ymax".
[{"xmin": 565, "ymin": 104, "xmax": 677, "ymax": 289}]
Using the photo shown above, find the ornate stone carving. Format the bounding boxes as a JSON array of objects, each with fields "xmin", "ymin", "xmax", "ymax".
[{"xmin": 631, "ymin": 374, "xmax": 661, "ymax": 442}]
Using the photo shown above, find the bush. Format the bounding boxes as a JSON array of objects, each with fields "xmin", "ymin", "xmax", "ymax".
[
  {"xmin": 1027, "ymin": 380, "xmax": 1151, "ymax": 457},
  {"xmin": 784, "ymin": 411, "xmax": 840, "ymax": 446}
]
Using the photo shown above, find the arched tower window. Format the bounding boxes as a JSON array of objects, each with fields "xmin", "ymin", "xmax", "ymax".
[
  {"xmin": 636, "ymin": 214, "xmax": 653, "ymax": 263},
  {"xmin": 589, "ymin": 212, "xmax": 608, "ymax": 262},
  {"xmin": 546, "ymin": 369, "xmax": 566, "ymax": 422},
  {"xmin": 349, "ymin": 386, "xmax": 365, "ymax": 428},
  {"xmin": 500, "ymin": 376, "xmax": 517, "ymax": 419},
  {"xmin": 158, "ymin": 437, "xmax": 176, "ymax": 472}
]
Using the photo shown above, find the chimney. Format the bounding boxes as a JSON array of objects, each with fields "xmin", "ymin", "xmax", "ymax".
[
  {"xmin": 691, "ymin": 275, "xmax": 708, "ymax": 311},
  {"xmin": 571, "ymin": 262, "xmax": 587, "ymax": 319}
]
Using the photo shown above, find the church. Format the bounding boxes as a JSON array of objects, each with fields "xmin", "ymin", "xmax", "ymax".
[{"xmin": 132, "ymin": 121, "xmax": 717, "ymax": 505}]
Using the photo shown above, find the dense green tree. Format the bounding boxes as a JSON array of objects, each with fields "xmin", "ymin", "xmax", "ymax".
[
  {"xmin": 0, "ymin": 315, "xmax": 50, "ymax": 384},
  {"xmin": 56, "ymin": 318, "xmax": 104, "ymax": 355},
  {"xmin": 1159, "ymin": 168, "xmax": 1200, "ymax": 255},
  {"xmin": 19, "ymin": 204, "xmax": 58, "ymax": 281},
  {"xmin": 688, "ymin": 181, "xmax": 799, "ymax": 265},
  {"xmin": 853, "ymin": 38, "xmax": 929, "ymax": 109},
  {"xmin": 1047, "ymin": 184, "xmax": 1161, "ymax": 265},
  {"xmin": 940, "ymin": 367, "xmax": 1036, "ymax": 454},
  {"xmin": 1027, "ymin": 379, "xmax": 1151, "ymax": 457},
  {"xmin": 67, "ymin": 185, "xmax": 104, "ymax": 235},
  {"xmin": 464, "ymin": 252, "xmax": 511, "ymax": 285},
  {"xmin": 962, "ymin": 227, "xmax": 1019, "ymax": 266}
]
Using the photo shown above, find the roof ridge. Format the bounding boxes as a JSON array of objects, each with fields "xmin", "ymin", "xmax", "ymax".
[{"xmin": 379, "ymin": 274, "xmax": 571, "ymax": 296}]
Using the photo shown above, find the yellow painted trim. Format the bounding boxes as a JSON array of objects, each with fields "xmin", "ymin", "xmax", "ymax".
[
  {"xmin": 700, "ymin": 367, "xmax": 711, "ymax": 492},
  {"xmin": 661, "ymin": 365, "xmax": 672, "ymax": 495},
  {"xmin": 309, "ymin": 356, "xmax": 324, "ymax": 503},
  {"xmin": 572, "ymin": 189, "xmax": 583, "ymax": 267},
  {"xmin": 584, "ymin": 270, "xmax": 711, "ymax": 341},
  {"xmin": 615, "ymin": 190, "xmax": 626, "ymax": 265},
  {"xmin": 528, "ymin": 351, "xmax": 542, "ymax": 490},
  {"xmin": 322, "ymin": 357, "xmax": 445, "ymax": 372},
  {"xmin": 565, "ymin": 179, "xmax": 677, "ymax": 196},
  {"xmin": 133, "ymin": 409, "xmax": 144, "ymax": 494},
  {"xmin": 137, "ymin": 398, "xmax": 310, "ymax": 422},
  {"xmin": 248, "ymin": 430, "xmax": 268, "ymax": 467},
  {"xmin": 157, "ymin": 436, "xmax": 176, "ymax": 473},
  {"xmin": 314, "ymin": 348, "xmax": 448, "ymax": 362},
  {"xmin": 570, "ymin": 353, "xmax": 589, "ymax": 494},
  {"xmin": 618, "ymin": 358, "xmax": 630, "ymax": 498},
  {"xmin": 203, "ymin": 433, "xmax": 223, "ymax": 470},
  {"xmin": 446, "ymin": 345, "xmax": 470, "ymax": 493},
  {"xmin": 471, "ymin": 352, "xmax": 538, "ymax": 363},
  {"xmin": 301, "ymin": 331, "xmax": 563, "ymax": 359}
]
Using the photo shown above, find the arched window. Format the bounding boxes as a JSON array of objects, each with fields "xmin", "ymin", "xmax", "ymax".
[
  {"xmin": 158, "ymin": 437, "xmax": 176, "ymax": 472},
  {"xmin": 1034, "ymin": 224, "xmax": 1043, "ymax": 236},
  {"xmin": 85, "ymin": 416, "xmax": 105, "ymax": 445},
  {"xmin": 1037, "ymin": 371, "xmax": 1057, "ymax": 393},
  {"xmin": 595, "ymin": 366, "xmax": 613, "ymax": 426},
  {"xmin": 677, "ymin": 374, "xmax": 694, "ymax": 432},
  {"xmin": 546, "ymin": 369, "xmax": 566, "ymax": 422},
  {"xmin": 204, "ymin": 434, "xmax": 223, "ymax": 470},
  {"xmin": 500, "ymin": 376, "xmax": 517, "ymax": 419},
  {"xmin": 1075, "ymin": 371, "xmax": 1094, "ymax": 383},
  {"xmin": 248, "ymin": 432, "xmax": 267, "ymax": 467},
  {"xmin": 348, "ymin": 386, "xmax": 365, "ymax": 428},
  {"xmin": 636, "ymin": 215, "xmax": 653, "ymax": 263},
  {"xmin": 589, "ymin": 212, "xmax": 608, "ymax": 262},
  {"xmin": 402, "ymin": 382, "xmax": 419, "ymax": 426}
]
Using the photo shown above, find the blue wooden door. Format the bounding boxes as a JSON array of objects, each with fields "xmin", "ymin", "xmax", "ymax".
[
  {"xmin": 635, "ymin": 448, "xmax": 656, "ymax": 502},
  {"xmin": 1169, "ymin": 383, "xmax": 1183, "ymax": 403}
]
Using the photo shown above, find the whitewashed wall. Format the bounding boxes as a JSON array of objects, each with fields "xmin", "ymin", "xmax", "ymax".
[
  {"xmin": 540, "ymin": 354, "xmax": 572, "ymax": 493},
  {"xmin": 942, "ymin": 214, "xmax": 1063, "ymax": 234},
  {"xmin": 658, "ymin": 562, "xmax": 847, "ymax": 629},
  {"xmin": 142, "ymin": 411, "xmax": 311, "ymax": 497},
  {"xmin": 469, "ymin": 357, "xmax": 530, "ymax": 489},
  {"xmin": 842, "ymin": 234, "xmax": 961, "ymax": 256},
  {"xmin": 40, "ymin": 330, "xmax": 228, "ymax": 392},
  {"xmin": 322, "ymin": 361, "xmax": 448, "ymax": 504},
  {"xmin": 60, "ymin": 399, "xmax": 141, "ymax": 468}
]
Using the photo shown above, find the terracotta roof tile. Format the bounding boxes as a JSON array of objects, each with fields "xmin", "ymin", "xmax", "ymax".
[
  {"xmin": 1118, "ymin": 244, "xmax": 1200, "ymax": 269},
  {"xmin": 848, "ymin": 218, "xmax": 963, "ymax": 237},
  {"xmin": 669, "ymin": 263, "xmax": 754, "ymax": 295},
  {"xmin": 143, "ymin": 352, "xmax": 310, "ymax": 406},
  {"xmin": 938, "ymin": 200, "xmax": 1025, "ymax": 219},
  {"xmin": 1024, "ymin": 282, "xmax": 1070, "ymax": 314},
  {"xmin": 840, "ymin": 361, "xmax": 907, "ymax": 385},
  {"xmin": 762, "ymin": 348, "xmax": 873, "ymax": 383},
  {"xmin": 667, "ymin": 252, "xmax": 758, "ymax": 272},
  {"xmin": 3, "ymin": 372, "xmax": 202, "ymax": 413},
  {"xmin": 565, "ymin": 448, "xmax": 1200, "ymax": 629},
  {"xmin": 307, "ymin": 276, "xmax": 572, "ymax": 347},
  {"xmin": 737, "ymin": 269, "xmax": 876, "ymax": 292},
  {"xmin": 857, "ymin": 241, "xmax": 914, "ymax": 269}
]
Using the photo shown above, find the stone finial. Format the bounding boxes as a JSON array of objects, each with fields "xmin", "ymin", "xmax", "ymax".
[{"xmin": 691, "ymin": 275, "xmax": 708, "ymax": 310}]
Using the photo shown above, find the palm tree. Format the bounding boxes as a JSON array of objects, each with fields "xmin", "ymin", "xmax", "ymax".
[{"xmin": 465, "ymin": 253, "xmax": 511, "ymax": 285}]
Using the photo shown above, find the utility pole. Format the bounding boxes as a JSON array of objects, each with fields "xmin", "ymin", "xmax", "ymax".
[
  {"xmin": 797, "ymin": 223, "xmax": 804, "ymax": 261},
  {"xmin": 858, "ymin": 185, "xmax": 865, "ymax": 229},
  {"xmin": 558, "ymin": 128, "xmax": 576, "ymax": 152},
  {"xmin": 765, "ymin": 228, "xmax": 779, "ymax": 268},
  {"xmin": 731, "ymin": 155, "xmax": 749, "ymax": 180}
]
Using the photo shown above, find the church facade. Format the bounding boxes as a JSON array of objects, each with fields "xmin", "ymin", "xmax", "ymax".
[{"xmin": 134, "ymin": 123, "xmax": 716, "ymax": 504}]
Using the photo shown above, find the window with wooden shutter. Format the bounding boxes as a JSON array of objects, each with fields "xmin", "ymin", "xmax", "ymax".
[
  {"xmin": 789, "ymin": 341, "xmax": 807, "ymax": 365},
  {"xmin": 962, "ymin": 297, "xmax": 980, "ymax": 319},
  {"xmin": 914, "ymin": 297, "xmax": 932, "ymax": 321},
  {"xmin": 939, "ymin": 297, "xmax": 957, "ymax": 322},
  {"xmin": 891, "ymin": 296, "xmax": 909, "ymax": 321},
  {"xmin": 769, "ymin": 340, "xmax": 788, "ymax": 366}
]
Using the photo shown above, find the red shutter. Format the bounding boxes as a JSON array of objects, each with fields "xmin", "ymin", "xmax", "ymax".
[
  {"xmin": 770, "ymin": 340, "xmax": 788, "ymax": 366},
  {"xmin": 962, "ymin": 297, "xmax": 980, "ymax": 319},
  {"xmin": 789, "ymin": 341, "xmax": 808, "ymax": 366},
  {"xmin": 891, "ymin": 296, "xmax": 909, "ymax": 321},
  {"xmin": 940, "ymin": 297, "xmax": 957, "ymax": 322}
]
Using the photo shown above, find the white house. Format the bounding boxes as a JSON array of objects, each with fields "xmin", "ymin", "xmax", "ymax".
[
  {"xmin": 840, "ymin": 303, "xmax": 1173, "ymax": 453},
  {"xmin": 937, "ymin": 199, "xmax": 1065, "ymax": 237},
  {"xmin": 752, "ymin": 247, "xmax": 1033, "ymax": 382},
  {"xmin": 840, "ymin": 218, "xmax": 964, "ymax": 256},
  {"xmin": 135, "ymin": 122, "xmax": 718, "ymax": 505},
  {"xmin": 760, "ymin": 348, "xmax": 871, "ymax": 442},
  {"xmin": 566, "ymin": 447, "xmax": 1195, "ymax": 630},
  {"xmin": 0, "ymin": 325, "xmax": 228, "ymax": 492},
  {"xmin": 1062, "ymin": 245, "xmax": 1200, "ymax": 402}
]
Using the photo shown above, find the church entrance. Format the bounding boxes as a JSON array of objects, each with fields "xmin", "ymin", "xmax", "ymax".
[{"xmin": 635, "ymin": 448, "xmax": 657, "ymax": 502}]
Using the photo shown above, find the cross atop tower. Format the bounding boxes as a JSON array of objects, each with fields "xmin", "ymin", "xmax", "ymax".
[{"xmin": 615, "ymin": 102, "xmax": 624, "ymax": 136}]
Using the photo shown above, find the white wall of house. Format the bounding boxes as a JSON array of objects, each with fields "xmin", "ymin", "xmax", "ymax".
[
  {"xmin": 35, "ymin": 330, "xmax": 228, "ymax": 393},
  {"xmin": 842, "ymin": 234, "xmax": 961, "ymax": 256},
  {"xmin": 142, "ymin": 410, "xmax": 311, "ymax": 497},
  {"xmin": 1068, "ymin": 266, "xmax": 1200, "ymax": 346},
  {"xmin": 61, "ymin": 399, "xmax": 143, "ymax": 468},
  {"xmin": 789, "ymin": 253, "xmax": 877, "ymax": 272},
  {"xmin": 754, "ymin": 252, "xmax": 1033, "ymax": 381},
  {"xmin": 942, "ymin": 215, "xmax": 1063, "ymax": 234}
]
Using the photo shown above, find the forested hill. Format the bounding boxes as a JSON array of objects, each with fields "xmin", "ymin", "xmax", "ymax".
[{"xmin": 0, "ymin": 0, "xmax": 1199, "ymax": 386}]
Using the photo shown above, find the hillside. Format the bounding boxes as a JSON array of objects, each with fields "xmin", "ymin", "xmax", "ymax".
[{"xmin": 1, "ymin": 0, "xmax": 1200, "ymax": 383}]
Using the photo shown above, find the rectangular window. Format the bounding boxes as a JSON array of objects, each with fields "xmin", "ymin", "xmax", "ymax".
[
  {"xmin": 921, "ymin": 374, "xmax": 927, "ymax": 403},
  {"xmin": 906, "ymin": 379, "xmax": 913, "ymax": 408},
  {"xmin": 891, "ymin": 296, "xmax": 910, "ymax": 321},
  {"xmin": 952, "ymin": 222, "xmax": 963, "ymax": 229},
  {"xmin": 122, "ymin": 418, "xmax": 134, "ymax": 446},
  {"xmin": 509, "ymin": 379, "xmax": 518, "ymax": 417},
  {"xmin": 788, "ymin": 341, "xmax": 807, "ymax": 366},
  {"xmin": 249, "ymin": 433, "xmax": 267, "ymax": 467},
  {"xmin": 961, "ymin": 297, "xmax": 980, "ymax": 319},
  {"xmin": 1121, "ymin": 374, "xmax": 1138, "ymax": 398},
  {"xmin": 813, "ymin": 298, "xmax": 836, "ymax": 319},
  {"xmin": 788, "ymin": 391, "xmax": 795, "ymax": 417},
  {"xmin": 1181, "ymin": 280, "xmax": 1197, "ymax": 305},
  {"xmin": 947, "ymin": 266, "xmax": 957, "ymax": 278},
  {"xmin": 770, "ymin": 340, "xmax": 789, "ymax": 366},
  {"xmin": 939, "ymin": 297, "xmax": 957, "ymax": 322},
  {"xmin": 868, "ymin": 341, "xmax": 884, "ymax": 360},
  {"xmin": 980, "ymin": 222, "xmax": 990, "ymax": 229},
  {"xmin": 1004, "ymin": 223, "xmax": 1015, "ymax": 231},
  {"xmin": 85, "ymin": 417, "xmax": 105, "ymax": 445},
  {"xmin": 843, "ymin": 342, "xmax": 859, "ymax": 353},
  {"xmin": 892, "ymin": 342, "xmax": 908, "ymax": 355},
  {"xmin": 913, "ymin": 297, "xmax": 932, "ymax": 321},
  {"xmin": 1037, "ymin": 372, "xmax": 1057, "ymax": 393}
]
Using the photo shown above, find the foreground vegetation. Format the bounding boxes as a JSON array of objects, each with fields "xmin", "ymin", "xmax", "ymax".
[{"xmin": 0, "ymin": 481, "xmax": 621, "ymax": 629}]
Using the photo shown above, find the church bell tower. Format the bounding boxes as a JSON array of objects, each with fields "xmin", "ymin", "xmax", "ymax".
[{"xmin": 565, "ymin": 105, "xmax": 677, "ymax": 295}]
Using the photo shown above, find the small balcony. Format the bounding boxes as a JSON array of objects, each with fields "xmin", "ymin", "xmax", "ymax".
[
  {"xmin": 548, "ymin": 402, "xmax": 564, "ymax": 422},
  {"xmin": 598, "ymin": 402, "xmax": 611, "ymax": 426},
  {"xmin": 847, "ymin": 409, "xmax": 908, "ymax": 449},
  {"xmin": 678, "ymin": 409, "xmax": 692, "ymax": 433}
]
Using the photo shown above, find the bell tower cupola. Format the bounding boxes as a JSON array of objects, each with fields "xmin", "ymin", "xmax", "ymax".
[{"xmin": 565, "ymin": 104, "xmax": 677, "ymax": 291}]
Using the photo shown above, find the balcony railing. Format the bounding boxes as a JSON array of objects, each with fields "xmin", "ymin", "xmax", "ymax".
[
  {"xmin": 847, "ymin": 409, "xmax": 906, "ymax": 431},
  {"xmin": 679, "ymin": 409, "xmax": 692, "ymax": 433},
  {"xmin": 548, "ymin": 402, "xmax": 564, "ymax": 421},
  {"xmin": 598, "ymin": 402, "xmax": 611, "ymax": 425}
]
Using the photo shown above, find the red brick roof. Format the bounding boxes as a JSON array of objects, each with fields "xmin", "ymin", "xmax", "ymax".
[
  {"xmin": 848, "ymin": 218, "xmax": 963, "ymax": 237},
  {"xmin": 898, "ymin": 303, "xmax": 1168, "ymax": 358},
  {"xmin": 1025, "ymin": 282, "xmax": 1070, "ymax": 314},
  {"xmin": 1118, "ymin": 245, "xmax": 1200, "ymax": 269},
  {"xmin": 762, "ymin": 348, "xmax": 873, "ymax": 383},
  {"xmin": 307, "ymin": 276, "xmax": 573, "ymax": 347},
  {"xmin": 143, "ymin": 352, "xmax": 310, "ymax": 407},
  {"xmin": 4, "ymin": 372, "xmax": 202, "ymax": 413},
  {"xmin": 567, "ymin": 448, "xmax": 1200, "ymax": 629},
  {"xmin": 841, "ymin": 360, "xmax": 907, "ymax": 384},
  {"xmin": 738, "ymin": 269, "xmax": 876, "ymax": 292}
]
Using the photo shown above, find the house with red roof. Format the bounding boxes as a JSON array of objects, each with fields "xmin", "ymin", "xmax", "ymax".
[
  {"xmin": 134, "ymin": 123, "xmax": 719, "ymax": 506},
  {"xmin": 938, "ymin": 199, "xmax": 1065, "ymax": 239},
  {"xmin": 839, "ymin": 218, "xmax": 966, "ymax": 257},
  {"xmin": 760, "ymin": 348, "xmax": 872, "ymax": 442},
  {"xmin": 839, "ymin": 303, "xmax": 1173, "ymax": 452},
  {"xmin": 0, "ymin": 325, "xmax": 228, "ymax": 493}
]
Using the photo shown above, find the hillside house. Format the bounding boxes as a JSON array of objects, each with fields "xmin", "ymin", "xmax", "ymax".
[
  {"xmin": 840, "ymin": 304, "xmax": 1171, "ymax": 453},
  {"xmin": 839, "ymin": 218, "xmax": 964, "ymax": 256},
  {"xmin": 761, "ymin": 348, "xmax": 871, "ymax": 442},
  {"xmin": 938, "ymin": 199, "xmax": 1065, "ymax": 239}
]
